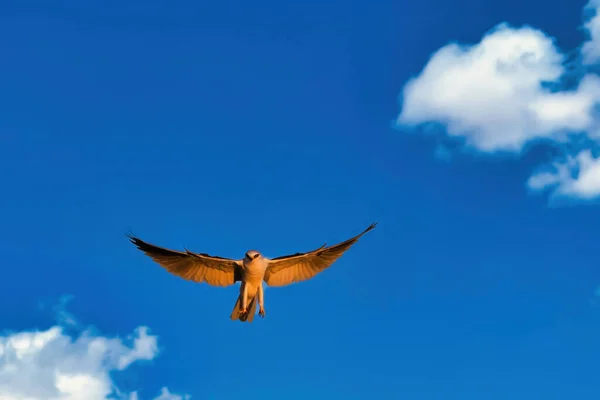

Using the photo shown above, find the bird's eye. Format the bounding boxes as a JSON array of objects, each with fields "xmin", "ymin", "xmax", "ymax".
[{"xmin": 253, "ymin": 254, "xmax": 260, "ymax": 259}]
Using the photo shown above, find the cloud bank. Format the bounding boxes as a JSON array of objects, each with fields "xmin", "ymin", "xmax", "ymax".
[
  {"xmin": 0, "ymin": 302, "xmax": 189, "ymax": 400},
  {"xmin": 397, "ymin": 0, "xmax": 600, "ymax": 201}
]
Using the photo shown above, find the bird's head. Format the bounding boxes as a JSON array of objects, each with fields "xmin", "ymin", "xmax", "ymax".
[{"xmin": 245, "ymin": 250, "xmax": 261, "ymax": 261}]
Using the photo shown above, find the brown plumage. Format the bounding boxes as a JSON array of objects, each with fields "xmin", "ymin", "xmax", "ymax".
[
  {"xmin": 127, "ymin": 222, "xmax": 377, "ymax": 322},
  {"xmin": 263, "ymin": 222, "xmax": 377, "ymax": 287},
  {"xmin": 127, "ymin": 235, "xmax": 243, "ymax": 286}
]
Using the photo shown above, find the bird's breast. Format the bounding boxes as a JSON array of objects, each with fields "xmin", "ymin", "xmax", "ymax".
[{"xmin": 242, "ymin": 259, "xmax": 268, "ymax": 281}]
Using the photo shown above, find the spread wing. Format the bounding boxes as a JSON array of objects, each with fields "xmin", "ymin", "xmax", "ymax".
[
  {"xmin": 263, "ymin": 222, "xmax": 377, "ymax": 287},
  {"xmin": 127, "ymin": 234, "xmax": 242, "ymax": 287}
]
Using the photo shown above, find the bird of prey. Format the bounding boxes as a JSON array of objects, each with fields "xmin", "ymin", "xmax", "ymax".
[{"xmin": 127, "ymin": 222, "xmax": 377, "ymax": 323}]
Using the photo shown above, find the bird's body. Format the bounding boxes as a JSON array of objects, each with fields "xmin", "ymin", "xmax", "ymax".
[
  {"xmin": 232, "ymin": 251, "xmax": 269, "ymax": 321},
  {"xmin": 127, "ymin": 223, "xmax": 377, "ymax": 323}
]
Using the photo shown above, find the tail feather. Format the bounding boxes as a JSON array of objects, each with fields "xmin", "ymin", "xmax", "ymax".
[
  {"xmin": 229, "ymin": 295, "xmax": 258, "ymax": 323},
  {"xmin": 230, "ymin": 296, "xmax": 242, "ymax": 321}
]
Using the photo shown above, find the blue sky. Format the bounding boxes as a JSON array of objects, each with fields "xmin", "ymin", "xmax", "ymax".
[{"xmin": 1, "ymin": 0, "xmax": 600, "ymax": 398}]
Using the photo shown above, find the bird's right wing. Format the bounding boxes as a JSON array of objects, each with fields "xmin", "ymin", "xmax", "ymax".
[
  {"xmin": 127, "ymin": 234, "xmax": 242, "ymax": 287},
  {"xmin": 263, "ymin": 222, "xmax": 377, "ymax": 287}
]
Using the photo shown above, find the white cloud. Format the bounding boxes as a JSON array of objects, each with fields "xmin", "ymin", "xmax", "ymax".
[
  {"xmin": 129, "ymin": 387, "xmax": 190, "ymax": 400},
  {"xmin": 528, "ymin": 150, "xmax": 600, "ymax": 199},
  {"xmin": 582, "ymin": 0, "xmax": 600, "ymax": 64},
  {"xmin": 399, "ymin": 24, "xmax": 600, "ymax": 153},
  {"xmin": 151, "ymin": 387, "xmax": 191, "ymax": 400},
  {"xmin": 0, "ymin": 311, "xmax": 189, "ymax": 400},
  {"xmin": 396, "ymin": 0, "xmax": 600, "ymax": 201}
]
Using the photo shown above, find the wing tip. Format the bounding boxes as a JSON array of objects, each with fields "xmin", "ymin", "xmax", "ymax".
[
  {"xmin": 125, "ymin": 230, "xmax": 150, "ymax": 251},
  {"xmin": 363, "ymin": 221, "xmax": 378, "ymax": 234},
  {"xmin": 125, "ymin": 230, "xmax": 139, "ymax": 244}
]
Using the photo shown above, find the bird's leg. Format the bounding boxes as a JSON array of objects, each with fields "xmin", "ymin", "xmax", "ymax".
[
  {"xmin": 239, "ymin": 283, "xmax": 248, "ymax": 317},
  {"xmin": 258, "ymin": 283, "xmax": 266, "ymax": 318}
]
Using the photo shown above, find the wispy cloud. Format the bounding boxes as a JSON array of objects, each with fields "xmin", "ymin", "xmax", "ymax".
[
  {"xmin": 0, "ymin": 298, "xmax": 189, "ymax": 400},
  {"xmin": 131, "ymin": 387, "xmax": 191, "ymax": 400},
  {"xmin": 397, "ymin": 0, "xmax": 600, "ymax": 202}
]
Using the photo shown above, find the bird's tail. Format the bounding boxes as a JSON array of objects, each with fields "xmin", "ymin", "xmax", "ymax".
[{"xmin": 229, "ymin": 295, "xmax": 257, "ymax": 323}]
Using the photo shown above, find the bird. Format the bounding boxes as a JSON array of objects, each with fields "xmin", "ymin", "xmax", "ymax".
[{"xmin": 126, "ymin": 222, "xmax": 377, "ymax": 323}]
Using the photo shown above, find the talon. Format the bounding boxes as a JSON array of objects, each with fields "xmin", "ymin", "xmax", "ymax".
[
  {"xmin": 259, "ymin": 308, "xmax": 266, "ymax": 318},
  {"xmin": 238, "ymin": 308, "xmax": 248, "ymax": 317}
]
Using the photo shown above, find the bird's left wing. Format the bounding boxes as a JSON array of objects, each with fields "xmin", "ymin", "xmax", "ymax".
[
  {"xmin": 127, "ymin": 234, "xmax": 242, "ymax": 287},
  {"xmin": 263, "ymin": 222, "xmax": 377, "ymax": 287}
]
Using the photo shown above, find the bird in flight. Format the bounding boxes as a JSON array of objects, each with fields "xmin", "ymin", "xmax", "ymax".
[{"xmin": 127, "ymin": 222, "xmax": 377, "ymax": 323}]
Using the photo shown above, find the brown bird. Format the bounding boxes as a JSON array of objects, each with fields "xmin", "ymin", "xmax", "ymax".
[{"xmin": 127, "ymin": 222, "xmax": 377, "ymax": 323}]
